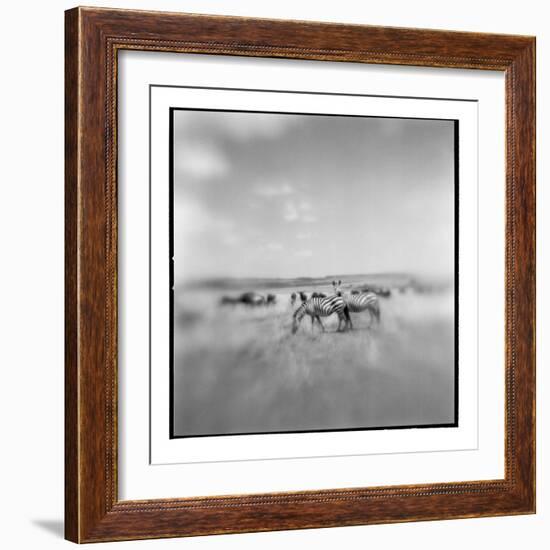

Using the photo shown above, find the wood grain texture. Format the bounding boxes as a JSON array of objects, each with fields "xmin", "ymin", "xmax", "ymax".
[
  {"xmin": 64, "ymin": 6, "xmax": 536, "ymax": 543},
  {"xmin": 64, "ymin": 7, "xmax": 79, "ymax": 543}
]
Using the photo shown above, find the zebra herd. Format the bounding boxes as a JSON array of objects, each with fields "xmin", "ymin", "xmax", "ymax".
[
  {"xmin": 218, "ymin": 280, "xmax": 382, "ymax": 335},
  {"xmin": 291, "ymin": 280, "xmax": 381, "ymax": 335},
  {"xmin": 220, "ymin": 291, "xmax": 276, "ymax": 306}
]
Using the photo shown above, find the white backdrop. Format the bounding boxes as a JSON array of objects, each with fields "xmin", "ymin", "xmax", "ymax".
[{"xmin": 0, "ymin": 1, "xmax": 546, "ymax": 549}]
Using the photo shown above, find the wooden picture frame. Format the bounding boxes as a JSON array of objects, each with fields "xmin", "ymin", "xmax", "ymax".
[{"xmin": 65, "ymin": 6, "xmax": 536, "ymax": 543}]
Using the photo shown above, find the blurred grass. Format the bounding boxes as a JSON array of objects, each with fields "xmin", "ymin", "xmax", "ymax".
[{"xmin": 173, "ymin": 288, "xmax": 455, "ymax": 436}]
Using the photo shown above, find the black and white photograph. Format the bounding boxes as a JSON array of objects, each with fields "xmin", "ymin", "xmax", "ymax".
[{"xmin": 170, "ymin": 108, "xmax": 458, "ymax": 438}]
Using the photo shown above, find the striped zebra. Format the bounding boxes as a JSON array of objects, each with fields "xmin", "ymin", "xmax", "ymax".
[
  {"xmin": 341, "ymin": 292, "xmax": 380, "ymax": 328},
  {"xmin": 292, "ymin": 295, "xmax": 351, "ymax": 334},
  {"xmin": 331, "ymin": 281, "xmax": 380, "ymax": 327}
]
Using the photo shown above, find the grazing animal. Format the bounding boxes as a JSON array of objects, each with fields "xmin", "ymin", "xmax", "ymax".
[
  {"xmin": 361, "ymin": 285, "xmax": 391, "ymax": 298},
  {"xmin": 312, "ymin": 291, "xmax": 327, "ymax": 298},
  {"xmin": 240, "ymin": 292, "xmax": 265, "ymax": 306},
  {"xmin": 341, "ymin": 292, "xmax": 380, "ymax": 328},
  {"xmin": 290, "ymin": 292, "xmax": 297, "ymax": 305},
  {"xmin": 219, "ymin": 295, "xmax": 240, "ymax": 306},
  {"xmin": 292, "ymin": 295, "xmax": 351, "ymax": 334},
  {"xmin": 299, "ymin": 291, "xmax": 308, "ymax": 303},
  {"xmin": 266, "ymin": 293, "xmax": 277, "ymax": 305}
]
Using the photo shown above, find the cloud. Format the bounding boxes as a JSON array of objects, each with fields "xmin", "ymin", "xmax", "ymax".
[
  {"xmin": 254, "ymin": 182, "xmax": 295, "ymax": 198},
  {"xmin": 174, "ymin": 196, "xmax": 240, "ymax": 246},
  {"xmin": 176, "ymin": 143, "xmax": 228, "ymax": 180},
  {"xmin": 294, "ymin": 249, "xmax": 313, "ymax": 258},
  {"xmin": 296, "ymin": 232, "xmax": 312, "ymax": 240},
  {"xmin": 283, "ymin": 200, "xmax": 318, "ymax": 223},
  {"xmin": 283, "ymin": 201, "xmax": 300, "ymax": 222},
  {"xmin": 174, "ymin": 196, "xmax": 211, "ymax": 238}
]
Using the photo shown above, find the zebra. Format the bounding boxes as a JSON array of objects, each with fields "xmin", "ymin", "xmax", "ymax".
[
  {"xmin": 341, "ymin": 292, "xmax": 380, "ymax": 328},
  {"xmin": 299, "ymin": 291, "xmax": 308, "ymax": 303},
  {"xmin": 332, "ymin": 281, "xmax": 380, "ymax": 328},
  {"xmin": 291, "ymin": 295, "xmax": 351, "ymax": 334},
  {"xmin": 290, "ymin": 292, "xmax": 297, "ymax": 305}
]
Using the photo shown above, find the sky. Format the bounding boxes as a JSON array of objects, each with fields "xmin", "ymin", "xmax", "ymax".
[{"xmin": 172, "ymin": 109, "xmax": 455, "ymax": 282}]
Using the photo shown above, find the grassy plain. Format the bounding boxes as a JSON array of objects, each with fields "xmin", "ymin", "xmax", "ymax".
[{"xmin": 173, "ymin": 276, "xmax": 455, "ymax": 437}]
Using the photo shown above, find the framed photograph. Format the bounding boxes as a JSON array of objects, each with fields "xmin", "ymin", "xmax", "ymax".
[{"xmin": 65, "ymin": 7, "xmax": 535, "ymax": 542}]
